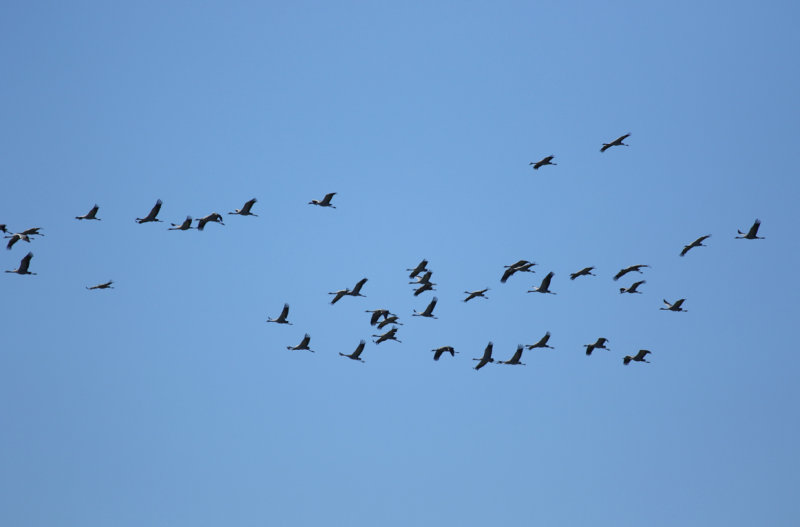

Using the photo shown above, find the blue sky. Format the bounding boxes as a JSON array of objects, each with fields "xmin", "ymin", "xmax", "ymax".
[{"xmin": 2, "ymin": 2, "xmax": 799, "ymax": 525}]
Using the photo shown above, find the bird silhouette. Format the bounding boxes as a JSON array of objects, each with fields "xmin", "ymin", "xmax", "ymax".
[
  {"xmin": 287, "ymin": 334, "xmax": 314, "ymax": 352},
  {"xmin": 168, "ymin": 216, "xmax": 194, "ymax": 230},
  {"xmin": 613, "ymin": 264, "xmax": 649, "ymax": 281},
  {"xmin": 680, "ymin": 235, "xmax": 711, "ymax": 257},
  {"xmin": 600, "ymin": 133, "xmax": 631, "ymax": 152},
  {"xmin": 372, "ymin": 327, "xmax": 401, "ymax": 344},
  {"xmin": 623, "ymin": 349, "xmax": 651, "ymax": 365},
  {"xmin": 340, "ymin": 340, "xmax": 366, "ymax": 362},
  {"xmin": 526, "ymin": 332, "xmax": 554, "ymax": 350},
  {"xmin": 431, "ymin": 346, "xmax": 458, "ymax": 361},
  {"xmin": 309, "ymin": 192, "xmax": 337, "ymax": 208},
  {"xmin": 619, "ymin": 280, "xmax": 646, "ymax": 294},
  {"xmin": 463, "ymin": 288, "xmax": 489, "ymax": 302},
  {"xmin": 196, "ymin": 213, "xmax": 225, "ymax": 231},
  {"xmin": 136, "ymin": 200, "xmax": 163, "ymax": 223},
  {"xmin": 5, "ymin": 252, "xmax": 36, "ymax": 275},
  {"xmin": 412, "ymin": 297, "xmax": 438, "ymax": 318},
  {"xmin": 267, "ymin": 304, "xmax": 292, "ymax": 324},
  {"xmin": 660, "ymin": 299, "xmax": 687, "ymax": 312},
  {"xmin": 528, "ymin": 272, "xmax": 555, "ymax": 294},
  {"xmin": 497, "ymin": 345, "xmax": 526, "ymax": 366},
  {"xmin": 736, "ymin": 219, "xmax": 764, "ymax": 240},
  {"xmin": 472, "ymin": 342, "xmax": 495, "ymax": 370},
  {"xmin": 76, "ymin": 205, "xmax": 101, "ymax": 220},
  {"xmin": 229, "ymin": 198, "xmax": 258, "ymax": 217},
  {"xmin": 86, "ymin": 280, "xmax": 114, "ymax": 290},
  {"xmin": 530, "ymin": 155, "xmax": 556, "ymax": 170},
  {"xmin": 570, "ymin": 266, "xmax": 596, "ymax": 280},
  {"xmin": 584, "ymin": 337, "xmax": 609, "ymax": 356}
]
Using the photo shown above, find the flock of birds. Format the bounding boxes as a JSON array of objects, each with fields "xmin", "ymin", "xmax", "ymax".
[{"xmin": 4, "ymin": 133, "xmax": 767, "ymax": 369}]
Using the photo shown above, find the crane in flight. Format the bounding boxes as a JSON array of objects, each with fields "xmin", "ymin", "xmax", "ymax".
[
  {"xmin": 660, "ymin": 298, "xmax": 687, "ymax": 312},
  {"xmin": 136, "ymin": 200, "xmax": 163, "ymax": 224},
  {"xmin": 196, "ymin": 213, "xmax": 225, "ymax": 231},
  {"xmin": 623, "ymin": 349, "xmax": 651, "ymax": 365},
  {"xmin": 526, "ymin": 332, "xmax": 554, "ymax": 350},
  {"xmin": 600, "ymin": 133, "xmax": 631, "ymax": 152},
  {"xmin": 76, "ymin": 205, "xmax": 101, "ymax": 220},
  {"xmin": 340, "ymin": 341, "xmax": 366, "ymax": 362},
  {"xmin": 5, "ymin": 252, "xmax": 36, "ymax": 275},
  {"xmin": 680, "ymin": 235, "xmax": 711, "ymax": 257},
  {"xmin": 736, "ymin": 219, "xmax": 764, "ymax": 240},
  {"xmin": 406, "ymin": 259, "xmax": 428, "ymax": 279},
  {"xmin": 619, "ymin": 280, "xmax": 646, "ymax": 294},
  {"xmin": 267, "ymin": 304, "xmax": 292, "ymax": 324},
  {"xmin": 472, "ymin": 342, "xmax": 495, "ymax": 370},
  {"xmin": 309, "ymin": 192, "xmax": 337, "ymax": 208},
  {"xmin": 584, "ymin": 338, "xmax": 609, "ymax": 356},
  {"xmin": 431, "ymin": 346, "xmax": 458, "ymax": 361},
  {"xmin": 463, "ymin": 288, "xmax": 489, "ymax": 302},
  {"xmin": 570, "ymin": 266, "xmax": 596, "ymax": 280},
  {"xmin": 613, "ymin": 264, "xmax": 649, "ymax": 281},
  {"xmin": 169, "ymin": 216, "xmax": 194, "ymax": 230},
  {"xmin": 372, "ymin": 327, "xmax": 401, "ymax": 344},
  {"xmin": 528, "ymin": 272, "xmax": 555, "ymax": 294},
  {"xmin": 287, "ymin": 334, "xmax": 314, "ymax": 352},
  {"xmin": 497, "ymin": 345, "xmax": 526, "ymax": 366},
  {"xmin": 530, "ymin": 155, "xmax": 556, "ymax": 170},
  {"xmin": 229, "ymin": 198, "xmax": 258, "ymax": 217},
  {"xmin": 86, "ymin": 280, "xmax": 114, "ymax": 290},
  {"xmin": 413, "ymin": 297, "xmax": 438, "ymax": 318}
]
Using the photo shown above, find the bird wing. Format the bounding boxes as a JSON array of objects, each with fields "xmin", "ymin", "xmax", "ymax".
[
  {"xmin": 539, "ymin": 272, "xmax": 554, "ymax": 290},
  {"xmin": 299, "ymin": 334, "xmax": 311, "ymax": 348},
  {"xmin": 322, "ymin": 192, "xmax": 336, "ymax": 205},
  {"xmin": 613, "ymin": 268, "xmax": 626, "ymax": 281},
  {"xmin": 672, "ymin": 299, "xmax": 685, "ymax": 309},
  {"xmin": 510, "ymin": 346, "xmax": 523, "ymax": 363},
  {"xmin": 425, "ymin": 297, "xmax": 438, "ymax": 314},
  {"xmin": 617, "ymin": 133, "xmax": 631, "ymax": 142},
  {"xmin": 147, "ymin": 200, "xmax": 162, "ymax": 220},
  {"xmin": 501, "ymin": 267, "xmax": 516, "ymax": 283},
  {"xmin": 19, "ymin": 252, "xmax": 32, "ymax": 273},
  {"xmin": 280, "ymin": 304, "xmax": 290, "ymax": 320},
  {"xmin": 482, "ymin": 342, "xmax": 494, "ymax": 360},
  {"xmin": 747, "ymin": 219, "xmax": 761, "ymax": 237},
  {"xmin": 635, "ymin": 349, "xmax": 651, "ymax": 361},
  {"xmin": 242, "ymin": 198, "xmax": 257, "ymax": 213},
  {"xmin": 351, "ymin": 278, "xmax": 367, "ymax": 295},
  {"xmin": 353, "ymin": 341, "xmax": 365, "ymax": 358}
]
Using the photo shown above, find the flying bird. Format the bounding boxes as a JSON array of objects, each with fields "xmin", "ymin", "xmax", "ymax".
[
  {"xmin": 328, "ymin": 288, "xmax": 351, "ymax": 305},
  {"xmin": 413, "ymin": 281, "xmax": 436, "ymax": 296},
  {"xmin": 372, "ymin": 327, "xmax": 401, "ymax": 344},
  {"xmin": 407, "ymin": 259, "xmax": 428, "ymax": 279},
  {"xmin": 377, "ymin": 315, "xmax": 403, "ymax": 330},
  {"xmin": 409, "ymin": 270, "xmax": 434, "ymax": 285},
  {"xmin": 287, "ymin": 334, "xmax": 314, "ymax": 352},
  {"xmin": 623, "ymin": 349, "xmax": 651, "ymax": 365},
  {"xmin": 229, "ymin": 198, "xmax": 258, "ymax": 217},
  {"xmin": 168, "ymin": 216, "xmax": 194, "ymax": 230},
  {"xmin": 267, "ymin": 304, "xmax": 292, "ymax": 324},
  {"xmin": 431, "ymin": 346, "xmax": 458, "ymax": 361},
  {"xmin": 570, "ymin": 266, "xmax": 596, "ymax": 280},
  {"xmin": 501, "ymin": 260, "xmax": 536, "ymax": 282},
  {"xmin": 584, "ymin": 337, "xmax": 609, "ymax": 356},
  {"xmin": 472, "ymin": 342, "xmax": 495, "ymax": 370},
  {"xmin": 498, "ymin": 345, "xmax": 526, "ymax": 366},
  {"xmin": 526, "ymin": 331, "xmax": 554, "ymax": 350},
  {"xmin": 528, "ymin": 272, "xmax": 555, "ymax": 294},
  {"xmin": 340, "ymin": 340, "xmax": 366, "ymax": 362},
  {"xmin": 680, "ymin": 235, "xmax": 711, "ymax": 257},
  {"xmin": 0, "ymin": 224, "xmax": 7, "ymax": 234},
  {"xmin": 136, "ymin": 200, "xmax": 163, "ymax": 223},
  {"xmin": 86, "ymin": 280, "xmax": 114, "ymax": 290},
  {"xmin": 619, "ymin": 280, "xmax": 646, "ymax": 294},
  {"xmin": 613, "ymin": 264, "xmax": 649, "ymax": 281},
  {"xmin": 196, "ymin": 213, "xmax": 225, "ymax": 231},
  {"xmin": 736, "ymin": 219, "xmax": 764, "ymax": 240},
  {"xmin": 366, "ymin": 309, "xmax": 392, "ymax": 326},
  {"xmin": 5, "ymin": 233, "xmax": 30, "ymax": 250},
  {"xmin": 76, "ymin": 204, "xmax": 101, "ymax": 220},
  {"xmin": 413, "ymin": 297, "xmax": 438, "ymax": 318},
  {"xmin": 463, "ymin": 288, "xmax": 489, "ymax": 302},
  {"xmin": 600, "ymin": 133, "xmax": 631, "ymax": 152},
  {"xmin": 5, "ymin": 252, "xmax": 36, "ymax": 275},
  {"xmin": 19, "ymin": 227, "xmax": 44, "ymax": 237},
  {"xmin": 347, "ymin": 278, "xmax": 368, "ymax": 297},
  {"xmin": 660, "ymin": 298, "xmax": 687, "ymax": 312},
  {"xmin": 309, "ymin": 192, "xmax": 337, "ymax": 208},
  {"xmin": 530, "ymin": 155, "xmax": 556, "ymax": 170}
]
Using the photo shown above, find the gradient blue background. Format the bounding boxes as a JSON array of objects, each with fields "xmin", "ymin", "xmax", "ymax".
[{"xmin": 2, "ymin": 2, "xmax": 798, "ymax": 525}]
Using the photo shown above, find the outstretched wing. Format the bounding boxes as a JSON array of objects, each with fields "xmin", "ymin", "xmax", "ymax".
[
  {"xmin": 351, "ymin": 278, "xmax": 368, "ymax": 295},
  {"xmin": 747, "ymin": 219, "xmax": 761, "ymax": 238},
  {"xmin": 352, "ymin": 340, "xmax": 365, "ymax": 358},
  {"xmin": 241, "ymin": 198, "xmax": 257, "ymax": 214},
  {"xmin": 19, "ymin": 252, "xmax": 33, "ymax": 273}
]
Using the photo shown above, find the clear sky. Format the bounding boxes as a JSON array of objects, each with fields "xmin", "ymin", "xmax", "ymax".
[{"xmin": 2, "ymin": 2, "xmax": 799, "ymax": 526}]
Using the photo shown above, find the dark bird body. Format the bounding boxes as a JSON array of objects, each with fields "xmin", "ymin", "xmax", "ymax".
[
  {"xmin": 680, "ymin": 235, "xmax": 711, "ymax": 256},
  {"xmin": 309, "ymin": 192, "xmax": 337, "ymax": 208},
  {"xmin": 660, "ymin": 298, "xmax": 687, "ymax": 312},
  {"xmin": 196, "ymin": 213, "xmax": 225, "ymax": 231},
  {"xmin": 86, "ymin": 280, "xmax": 113, "ymax": 290},
  {"xmin": 526, "ymin": 332, "xmax": 553, "ymax": 350},
  {"xmin": 6, "ymin": 252, "xmax": 36, "ymax": 275},
  {"xmin": 600, "ymin": 133, "xmax": 631, "ymax": 152},
  {"xmin": 136, "ymin": 200, "xmax": 163, "ymax": 223},
  {"xmin": 570, "ymin": 266, "xmax": 596, "ymax": 280},
  {"xmin": 432, "ymin": 346, "xmax": 458, "ymax": 361},
  {"xmin": 287, "ymin": 334, "xmax": 313, "ymax": 352},
  {"xmin": 619, "ymin": 280, "xmax": 646, "ymax": 294},
  {"xmin": 413, "ymin": 297, "xmax": 438, "ymax": 318},
  {"xmin": 463, "ymin": 288, "xmax": 489, "ymax": 302},
  {"xmin": 473, "ymin": 342, "xmax": 495, "ymax": 370},
  {"xmin": 528, "ymin": 272, "xmax": 555, "ymax": 294},
  {"xmin": 5, "ymin": 233, "xmax": 30, "ymax": 250},
  {"xmin": 267, "ymin": 304, "xmax": 292, "ymax": 324},
  {"xmin": 340, "ymin": 340, "xmax": 366, "ymax": 362},
  {"xmin": 498, "ymin": 345, "xmax": 526, "ymax": 366},
  {"xmin": 169, "ymin": 216, "xmax": 194, "ymax": 230},
  {"xmin": 623, "ymin": 349, "xmax": 651, "ymax": 365},
  {"xmin": 530, "ymin": 156, "xmax": 556, "ymax": 170},
  {"xmin": 584, "ymin": 337, "xmax": 609, "ymax": 356},
  {"xmin": 613, "ymin": 264, "xmax": 649, "ymax": 281},
  {"xmin": 372, "ymin": 327, "xmax": 401, "ymax": 344},
  {"xmin": 736, "ymin": 219, "xmax": 764, "ymax": 240},
  {"xmin": 407, "ymin": 259, "xmax": 428, "ymax": 279},
  {"xmin": 229, "ymin": 198, "xmax": 258, "ymax": 216},
  {"xmin": 76, "ymin": 205, "xmax": 101, "ymax": 220}
]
